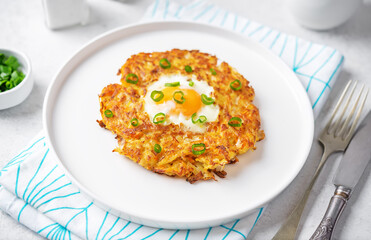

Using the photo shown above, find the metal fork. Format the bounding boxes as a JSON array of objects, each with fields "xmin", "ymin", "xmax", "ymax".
[{"xmin": 272, "ymin": 80, "xmax": 369, "ymax": 240}]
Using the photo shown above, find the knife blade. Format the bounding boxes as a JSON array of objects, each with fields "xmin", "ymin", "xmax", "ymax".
[{"xmin": 333, "ymin": 110, "xmax": 371, "ymax": 190}]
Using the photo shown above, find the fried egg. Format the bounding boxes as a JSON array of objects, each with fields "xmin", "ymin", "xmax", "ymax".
[{"xmin": 144, "ymin": 74, "xmax": 219, "ymax": 133}]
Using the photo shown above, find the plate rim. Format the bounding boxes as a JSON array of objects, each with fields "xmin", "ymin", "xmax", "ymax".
[{"xmin": 43, "ymin": 20, "xmax": 314, "ymax": 229}]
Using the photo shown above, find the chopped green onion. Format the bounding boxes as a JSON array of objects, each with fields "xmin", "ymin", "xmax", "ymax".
[
  {"xmin": 0, "ymin": 53, "xmax": 25, "ymax": 93},
  {"xmin": 201, "ymin": 94, "xmax": 215, "ymax": 105},
  {"xmin": 165, "ymin": 82, "xmax": 180, "ymax": 87},
  {"xmin": 5, "ymin": 81, "xmax": 13, "ymax": 90},
  {"xmin": 4, "ymin": 56, "xmax": 20, "ymax": 70},
  {"xmin": 191, "ymin": 113, "xmax": 207, "ymax": 124},
  {"xmin": 130, "ymin": 118, "xmax": 139, "ymax": 127},
  {"xmin": 199, "ymin": 116, "xmax": 207, "ymax": 123},
  {"xmin": 0, "ymin": 65, "xmax": 12, "ymax": 75},
  {"xmin": 150, "ymin": 90, "xmax": 164, "ymax": 102},
  {"xmin": 125, "ymin": 73, "xmax": 139, "ymax": 84},
  {"xmin": 104, "ymin": 109, "xmax": 114, "ymax": 118},
  {"xmin": 210, "ymin": 68, "xmax": 217, "ymax": 75},
  {"xmin": 154, "ymin": 144, "xmax": 162, "ymax": 153},
  {"xmin": 159, "ymin": 58, "xmax": 171, "ymax": 69},
  {"xmin": 228, "ymin": 117, "xmax": 242, "ymax": 127},
  {"xmin": 153, "ymin": 112, "xmax": 166, "ymax": 124},
  {"xmin": 192, "ymin": 143, "xmax": 206, "ymax": 155},
  {"xmin": 230, "ymin": 79, "xmax": 242, "ymax": 90},
  {"xmin": 185, "ymin": 65, "xmax": 192, "ymax": 73},
  {"xmin": 173, "ymin": 91, "xmax": 185, "ymax": 104},
  {"xmin": 189, "ymin": 81, "xmax": 194, "ymax": 87}
]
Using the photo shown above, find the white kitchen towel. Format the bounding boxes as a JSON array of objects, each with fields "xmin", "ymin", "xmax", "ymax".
[{"xmin": 0, "ymin": 0, "xmax": 344, "ymax": 239}]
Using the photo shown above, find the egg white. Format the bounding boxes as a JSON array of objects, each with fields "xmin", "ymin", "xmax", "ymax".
[{"xmin": 144, "ymin": 74, "xmax": 220, "ymax": 133}]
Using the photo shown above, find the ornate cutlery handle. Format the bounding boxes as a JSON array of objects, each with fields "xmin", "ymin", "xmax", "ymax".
[
  {"xmin": 272, "ymin": 149, "xmax": 332, "ymax": 240},
  {"xmin": 310, "ymin": 186, "xmax": 351, "ymax": 240}
]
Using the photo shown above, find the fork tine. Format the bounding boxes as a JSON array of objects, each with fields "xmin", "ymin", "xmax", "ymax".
[
  {"xmin": 337, "ymin": 84, "xmax": 365, "ymax": 137},
  {"xmin": 331, "ymin": 81, "xmax": 357, "ymax": 134},
  {"xmin": 344, "ymin": 87, "xmax": 369, "ymax": 140},
  {"xmin": 324, "ymin": 80, "xmax": 352, "ymax": 134}
]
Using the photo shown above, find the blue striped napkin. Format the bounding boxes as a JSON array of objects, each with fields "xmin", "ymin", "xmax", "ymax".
[
  {"xmin": 0, "ymin": 134, "xmax": 263, "ymax": 240},
  {"xmin": 0, "ymin": 0, "xmax": 344, "ymax": 239}
]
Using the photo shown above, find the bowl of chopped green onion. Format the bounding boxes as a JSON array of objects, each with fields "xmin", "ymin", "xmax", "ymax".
[{"xmin": 0, "ymin": 48, "xmax": 32, "ymax": 110}]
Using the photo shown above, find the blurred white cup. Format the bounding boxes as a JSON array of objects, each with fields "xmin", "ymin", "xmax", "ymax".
[
  {"xmin": 287, "ymin": 0, "xmax": 362, "ymax": 30},
  {"xmin": 42, "ymin": 0, "xmax": 90, "ymax": 30}
]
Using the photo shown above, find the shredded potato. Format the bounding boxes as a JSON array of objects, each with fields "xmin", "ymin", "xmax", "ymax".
[{"xmin": 98, "ymin": 49, "xmax": 264, "ymax": 183}]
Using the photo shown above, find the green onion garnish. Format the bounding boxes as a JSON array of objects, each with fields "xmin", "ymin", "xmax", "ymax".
[
  {"xmin": 165, "ymin": 82, "xmax": 180, "ymax": 87},
  {"xmin": 153, "ymin": 112, "xmax": 166, "ymax": 124},
  {"xmin": 0, "ymin": 53, "xmax": 25, "ymax": 93},
  {"xmin": 173, "ymin": 91, "xmax": 185, "ymax": 104},
  {"xmin": 228, "ymin": 117, "xmax": 242, "ymax": 127},
  {"xmin": 150, "ymin": 90, "xmax": 164, "ymax": 102},
  {"xmin": 159, "ymin": 58, "xmax": 171, "ymax": 69},
  {"xmin": 104, "ymin": 110, "xmax": 113, "ymax": 118},
  {"xmin": 210, "ymin": 68, "xmax": 217, "ymax": 75},
  {"xmin": 191, "ymin": 113, "xmax": 207, "ymax": 124},
  {"xmin": 192, "ymin": 143, "xmax": 206, "ymax": 155},
  {"xmin": 154, "ymin": 144, "xmax": 162, "ymax": 153},
  {"xmin": 185, "ymin": 65, "xmax": 192, "ymax": 73},
  {"xmin": 125, "ymin": 73, "xmax": 139, "ymax": 84},
  {"xmin": 199, "ymin": 116, "xmax": 207, "ymax": 123},
  {"xmin": 5, "ymin": 81, "xmax": 13, "ymax": 89},
  {"xmin": 201, "ymin": 94, "xmax": 215, "ymax": 105},
  {"xmin": 230, "ymin": 79, "xmax": 242, "ymax": 90},
  {"xmin": 130, "ymin": 118, "xmax": 139, "ymax": 127},
  {"xmin": 189, "ymin": 81, "xmax": 194, "ymax": 87}
]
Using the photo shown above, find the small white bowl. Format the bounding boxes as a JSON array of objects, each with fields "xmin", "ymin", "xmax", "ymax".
[{"xmin": 0, "ymin": 48, "xmax": 33, "ymax": 110}]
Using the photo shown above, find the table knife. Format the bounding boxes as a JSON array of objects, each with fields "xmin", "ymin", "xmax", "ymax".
[{"xmin": 310, "ymin": 111, "xmax": 371, "ymax": 240}]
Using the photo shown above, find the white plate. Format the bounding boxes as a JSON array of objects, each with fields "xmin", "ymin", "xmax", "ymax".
[{"xmin": 43, "ymin": 21, "xmax": 314, "ymax": 229}]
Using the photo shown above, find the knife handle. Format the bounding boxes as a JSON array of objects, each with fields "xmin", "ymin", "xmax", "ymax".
[{"xmin": 309, "ymin": 186, "xmax": 351, "ymax": 240}]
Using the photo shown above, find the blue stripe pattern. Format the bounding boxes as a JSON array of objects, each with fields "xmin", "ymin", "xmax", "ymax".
[
  {"xmin": 240, "ymin": 20, "xmax": 250, "ymax": 33},
  {"xmin": 312, "ymin": 56, "xmax": 344, "ymax": 108},
  {"xmin": 248, "ymin": 207, "xmax": 264, "ymax": 235},
  {"xmin": 204, "ymin": 227, "xmax": 212, "ymax": 239},
  {"xmin": 248, "ymin": 25, "xmax": 264, "ymax": 37},
  {"xmin": 220, "ymin": 10, "xmax": 229, "ymax": 26},
  {"xmin": 193, "ymin": 4, "xmax": 214, "ymax": 21},
  {"xmin": 269, "ymin": 32, "xmax": 281, "ymax": 49},
  {"xmin": 306, "ymin": 49, "xmax": 336, "ymax": 92},
  {"xmin": 220, "ymin": 220, "xmax": 245, "ymax": 239},
  {"xmin": 173, "ymin": 5, "xmax": 183, "ymax": 18}
]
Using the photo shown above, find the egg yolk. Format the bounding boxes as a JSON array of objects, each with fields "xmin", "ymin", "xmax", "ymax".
[{"xmin": 157, "ymin": 87, "xmax": 202, "ymax": 117}]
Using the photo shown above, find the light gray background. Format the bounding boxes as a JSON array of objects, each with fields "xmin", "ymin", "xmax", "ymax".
[{"xmin": 0, "ymin": 0, "xmax": 370, "ymax": 239}]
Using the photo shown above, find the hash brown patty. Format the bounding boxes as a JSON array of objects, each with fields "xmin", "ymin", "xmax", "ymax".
[{"xmin": 98, "ymin": 49, "xmax": 264, "ymax": 183}]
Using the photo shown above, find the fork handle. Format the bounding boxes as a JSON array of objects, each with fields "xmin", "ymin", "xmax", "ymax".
[
  {"xmin": 272, "ymin": 149, "xmax": 332, "ymax": 240},
  {"xmin": 309, "ymin": 186, "xmax": 351, "ymax": 240}
]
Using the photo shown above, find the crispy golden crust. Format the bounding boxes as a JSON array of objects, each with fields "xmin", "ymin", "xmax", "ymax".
[{"xmin": 98, "ymin": 49, "xmax": 264, "ymax": 183}]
